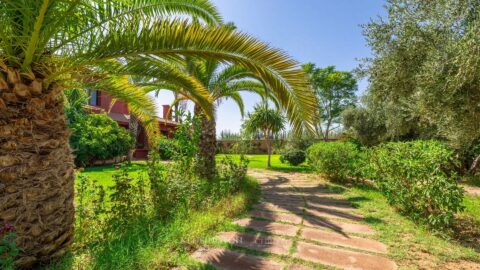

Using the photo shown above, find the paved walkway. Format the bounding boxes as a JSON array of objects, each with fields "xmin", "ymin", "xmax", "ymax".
[{"xmin": 193, "ymin": 169, "xmax": 397, "ymax": 270}]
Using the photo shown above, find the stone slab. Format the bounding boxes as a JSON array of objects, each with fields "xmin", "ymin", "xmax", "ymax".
[
  {"xmin": 254, "ymin": 202, "xmax": 305, "ymax": 214},
  {"xmin": 295, "ymin": 242, "xmax": 397, "ymax": 270},
  {"xmin": 302, "ymin": 215, "xmax": 374, "ymax": 235},
  {"xmin": 235, "ymin": 218, "xmax": 299, "ymax": 237},
  {"xmin": 305, "ymin": 196, "xmax": 354, "ymax": 206},
  {"xmin": 287, "ymin": 265, "xmax": 313, "ymax": 270},
  {"xmin": 249, "ymin": 210, "xmax": 303, "ymax": 224},
  {"xmin": 304, "ymin": 207, "xmax": 364, "ymax": 222},
  {"xmin": 301, "ymin": 227, "xmax": 387, "ymax": 253},
  {"xmin": 307, "ymin": 201, "xmax": 356, "ymax": 210},
  {"xmin": 217, "ymin": 231, "xmax": 292, "ymax": 255},
  {"xmin": 193, "ymin": 248, "xmax": 284, "ymax": 270}
]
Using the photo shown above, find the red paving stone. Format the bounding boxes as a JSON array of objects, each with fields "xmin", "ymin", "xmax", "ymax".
[
  {"xmin": 307, "ymin": 201, "xmax": 357, "ymax": 211},
  {"xmin": 301, "ymin": 227, "xmax": 388, "ymax": 253},
  {"xmin": 217, "ymin": 232, "xmax": 292, "ymax": 255},
  {"xmin": 305, "ymin": 196, "xmax": 354, "ymax": 206},
  {"xmin": 234, "ymin": 218, "xmax": 299, "ymax": 237},
  {"xmin": 302, "ymin": 215, "xmax": 374, "ymax": 235},
  {"xmin": 304, "ymin": 207, "xmax": 364, "ymax": 222},
  {"xmin": 193, "ymin": 248, "xmax": 284, "ymax": 270},
  {"xmin": 193, "ymin": 170, "xmax": 396, "ymax": 270},
  {"xmin": 249, "ymin": 210, "xmax": 303, "ymax": 224},
  {"xmin": 287, "ymin": 265, "xmax": 313, "ymax": 270},
  {"xmin": 253, "ymin": 202, "xmax": 305, "ymax": 214},
  {"xmin": 295, "ymin": 242, "xmax": 397, "ymax": 270}
]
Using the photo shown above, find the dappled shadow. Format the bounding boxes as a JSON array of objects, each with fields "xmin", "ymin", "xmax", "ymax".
[
  {"xmin": 453, "ymin": 215, "xmax": 480, "ymax": 253},
  {"xmin": 194, "ymin": 247, "xmax": 283, "ymax": 270},
  {"xmin": 244, "ymin": 172, "xmax": 369, "ymax": 238}
]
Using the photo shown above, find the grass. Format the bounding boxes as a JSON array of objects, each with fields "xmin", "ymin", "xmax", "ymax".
[
  {"xmin": 45, "ymin": 176, "xmax": 260, "ymax": 270},
  {"xmin": 78, "ymin": 155, "xmax": 309, "ymax": 188},
  {"xmin": 70, "ymin": 156, "xmax": 479, "ymax": 269},
  {"xmin": 77, "ymin": 161, "xmax": 148, "ymax": 188},
  {"xmin": 463, "ymin": 195, "xmax": 480, "ymax": 224},
  {"xmin": 217, "ymin": 154, "xmax": 312, "ymax": 172},
  {"xmin": 334, "ymin": 183, "xmax": 480, "ymax": 268}
]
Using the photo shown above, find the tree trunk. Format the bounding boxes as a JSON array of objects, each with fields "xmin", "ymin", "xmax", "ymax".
[
  {"xmin": 194, "ymin": 104, "xmax": 217, "ymax": 179},
  {"xmin": 127, "ymin": 114, "xmax": 139, "ymax": 162},
  {"xmin": 324, "ymin": 119, "xmax": 332, "ymax": 141},
  {"xmin": 265, "ymin": 132, "xmax": 271, "ymax": 168},
  {"xmin": 0, "ymin": 69, "xmax": 75, "ymax": 268},
  {"xmin": 266, "ymin": 141, "xmax": 272, "ymax": 168}
]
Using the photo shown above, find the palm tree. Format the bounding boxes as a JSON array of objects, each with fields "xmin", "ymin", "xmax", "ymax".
[
  {"xmin": 143, "ymin": 58, "xmax": 276, "ymax": 178},
  {"xmin": 242, "ymin": 103, "xmax": 286, "ymax": 168},
  {"xmin": 0, "ymin": 1, "xmax": 317, "ymax": 266}
]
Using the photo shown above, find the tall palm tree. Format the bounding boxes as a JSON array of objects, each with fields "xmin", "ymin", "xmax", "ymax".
[
  {"xmin": 0, "ymin": 1, "xmax": 316, "ymax": 266},
  {"xmin": 145, "ymin": 58, "xmax": 276, "ymax": 178},
  {"xmin": 242, "ymin": 103, "xmax": 286, "ymax": 168}
]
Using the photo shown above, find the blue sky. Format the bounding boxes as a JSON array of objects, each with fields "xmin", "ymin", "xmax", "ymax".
[{"xmin": 154, "ymin": 0, "xmax": 386, "ymax": 134}]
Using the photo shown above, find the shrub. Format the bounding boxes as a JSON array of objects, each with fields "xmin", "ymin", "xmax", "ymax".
[
  {"xmin": 217, "ymin": 155, "xmax": 249, "ymax": 195},
  {"xmin": 156, "ymin": 138, "xmax": 180, "ymax": 160},
  {"xmin": 368, "ymin": 140, "xmax": 464, "ymax": 229},
  {"xmin": 280, "ymin": 149, "xmax": 306, "ymax": 166},
  {"xmin": 0, "ymin": 223, "xmax": 18, "ymax": 270},
  {"xmin": 307, "ymin": 141, "xmax": 361, "ymax": 182},
  {"xmin": 74, "ymin": 174, "xmax": 107, "ymax": 248},
  {"xmin": 69, "ymin": 113, "xmax": 134, "ymax": 166}
]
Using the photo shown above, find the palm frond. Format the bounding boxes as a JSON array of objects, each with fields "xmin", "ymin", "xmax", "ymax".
[
  {"xmin": 224, "ymin": 91, "xmax": 245, "ymax": 118},
  {"xmin": 62, "ymin": 19, "xmax": 316, "ymax": 134},
  {"xmin": 83, "ymin": 75, "xmax": 160, "ymax": 141}
]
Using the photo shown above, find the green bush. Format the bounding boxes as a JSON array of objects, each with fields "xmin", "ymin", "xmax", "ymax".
[
  {"xmin": 280, "ymin": 149, "xmax": 306, "ymax": 166},
  {"xmin": 156, "ymin": 138, "xmax": 180, "ymax": 160},
  {"xmin": 69, "ymin": 113, "xmax": 134, "ymax": 166},
  {"xmin": 368, "ymin": 140, "xmax": 464, "ymax": 229},
  {"xmin": 0, "ymin": 223, "xmax": 18, "ymax": 270},
  {"xmin": 217, "ymin": 155, "xmax": 249, "ymax": 194},
  {"xmin": 307, "ymin": 141, "xmax": 361, "ymax": 181}
]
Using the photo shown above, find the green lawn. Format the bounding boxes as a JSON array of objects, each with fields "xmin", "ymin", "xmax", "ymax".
[
  {"xmin": 464, "ymin": 195, "xmax": 480, "ymax": 223},
  {"xmin": 77, "ymin": 155, "xmax": 311, "ymax": 187},
  {"xmin": 217, "ymin": 154, "xmax": 312, "ymax": 172},
  {"xmin": 77, "ymin": 161, "xmax": 149, "ymax": 188}
]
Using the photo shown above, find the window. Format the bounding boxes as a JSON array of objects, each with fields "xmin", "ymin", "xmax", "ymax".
[{"xmin": 88, "ymin": 90, "xmax": 99, "ymax": 106}]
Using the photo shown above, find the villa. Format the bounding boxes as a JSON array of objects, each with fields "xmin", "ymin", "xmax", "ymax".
[{"xmin": 85, "ymin": 90, "xmax": 178, "ymax": 159}]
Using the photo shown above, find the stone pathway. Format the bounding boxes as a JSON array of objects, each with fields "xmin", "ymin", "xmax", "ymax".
[{"xmin": 193, "ymin": 169, "xmax": 397, "ymax": 270}]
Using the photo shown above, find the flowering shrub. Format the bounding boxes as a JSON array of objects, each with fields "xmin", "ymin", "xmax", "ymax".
[{"xmin": 0, "ymin": 223, "xmax": 18, "ymax": 270}]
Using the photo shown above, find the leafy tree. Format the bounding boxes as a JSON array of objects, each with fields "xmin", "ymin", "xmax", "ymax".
[
  {"xmin": 242, "ymin": 103, "xmax": 286, "ymax": 167},
  {"xmin": 302, "ymin": 64, "xmax": 358, "ymax": 140},
  {"xmin": 342, "ymin": 106, "xmax": 387, "ymax": 146},
  {"xmin": 360, "ymin": 0, "xmax": 480, "ymax": 162},
  {"xmin": 0, "ymin": 1, "xmax": 316, "ymax": 266}
]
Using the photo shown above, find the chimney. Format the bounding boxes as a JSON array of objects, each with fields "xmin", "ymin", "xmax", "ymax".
[{"xmin": 162, "ymin": 105, "xmax": 172, "ymax": 120}]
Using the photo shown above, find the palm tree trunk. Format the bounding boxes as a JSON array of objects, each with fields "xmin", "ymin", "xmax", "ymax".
[
  {"xmin": 0, "ymin": 70, "xmax": 75, "ymax": 268},
  {"xmin": 127, "ymin": 114, "xmax": 139, "ymax": 162},
  {"xmin": 265, "ymin": 131, "xmax": 271, "ymax": 168},
  {"xmin": 194, "ymin": 104, "xmax": 216, "ymax": 179}
]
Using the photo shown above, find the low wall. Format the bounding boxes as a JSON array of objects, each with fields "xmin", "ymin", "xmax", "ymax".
[{"xmin": 217, "ymin": 139, "xmax": 287, "ymax": 154}]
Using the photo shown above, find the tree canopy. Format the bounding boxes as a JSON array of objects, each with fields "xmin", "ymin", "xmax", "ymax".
[
  {"xmin": 302, "ymin": 64, "xmax": 357, "ymax": 140},
  {"xmin": 359, "ymin": 0, "xmax": 480, "ymax": 149}
]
